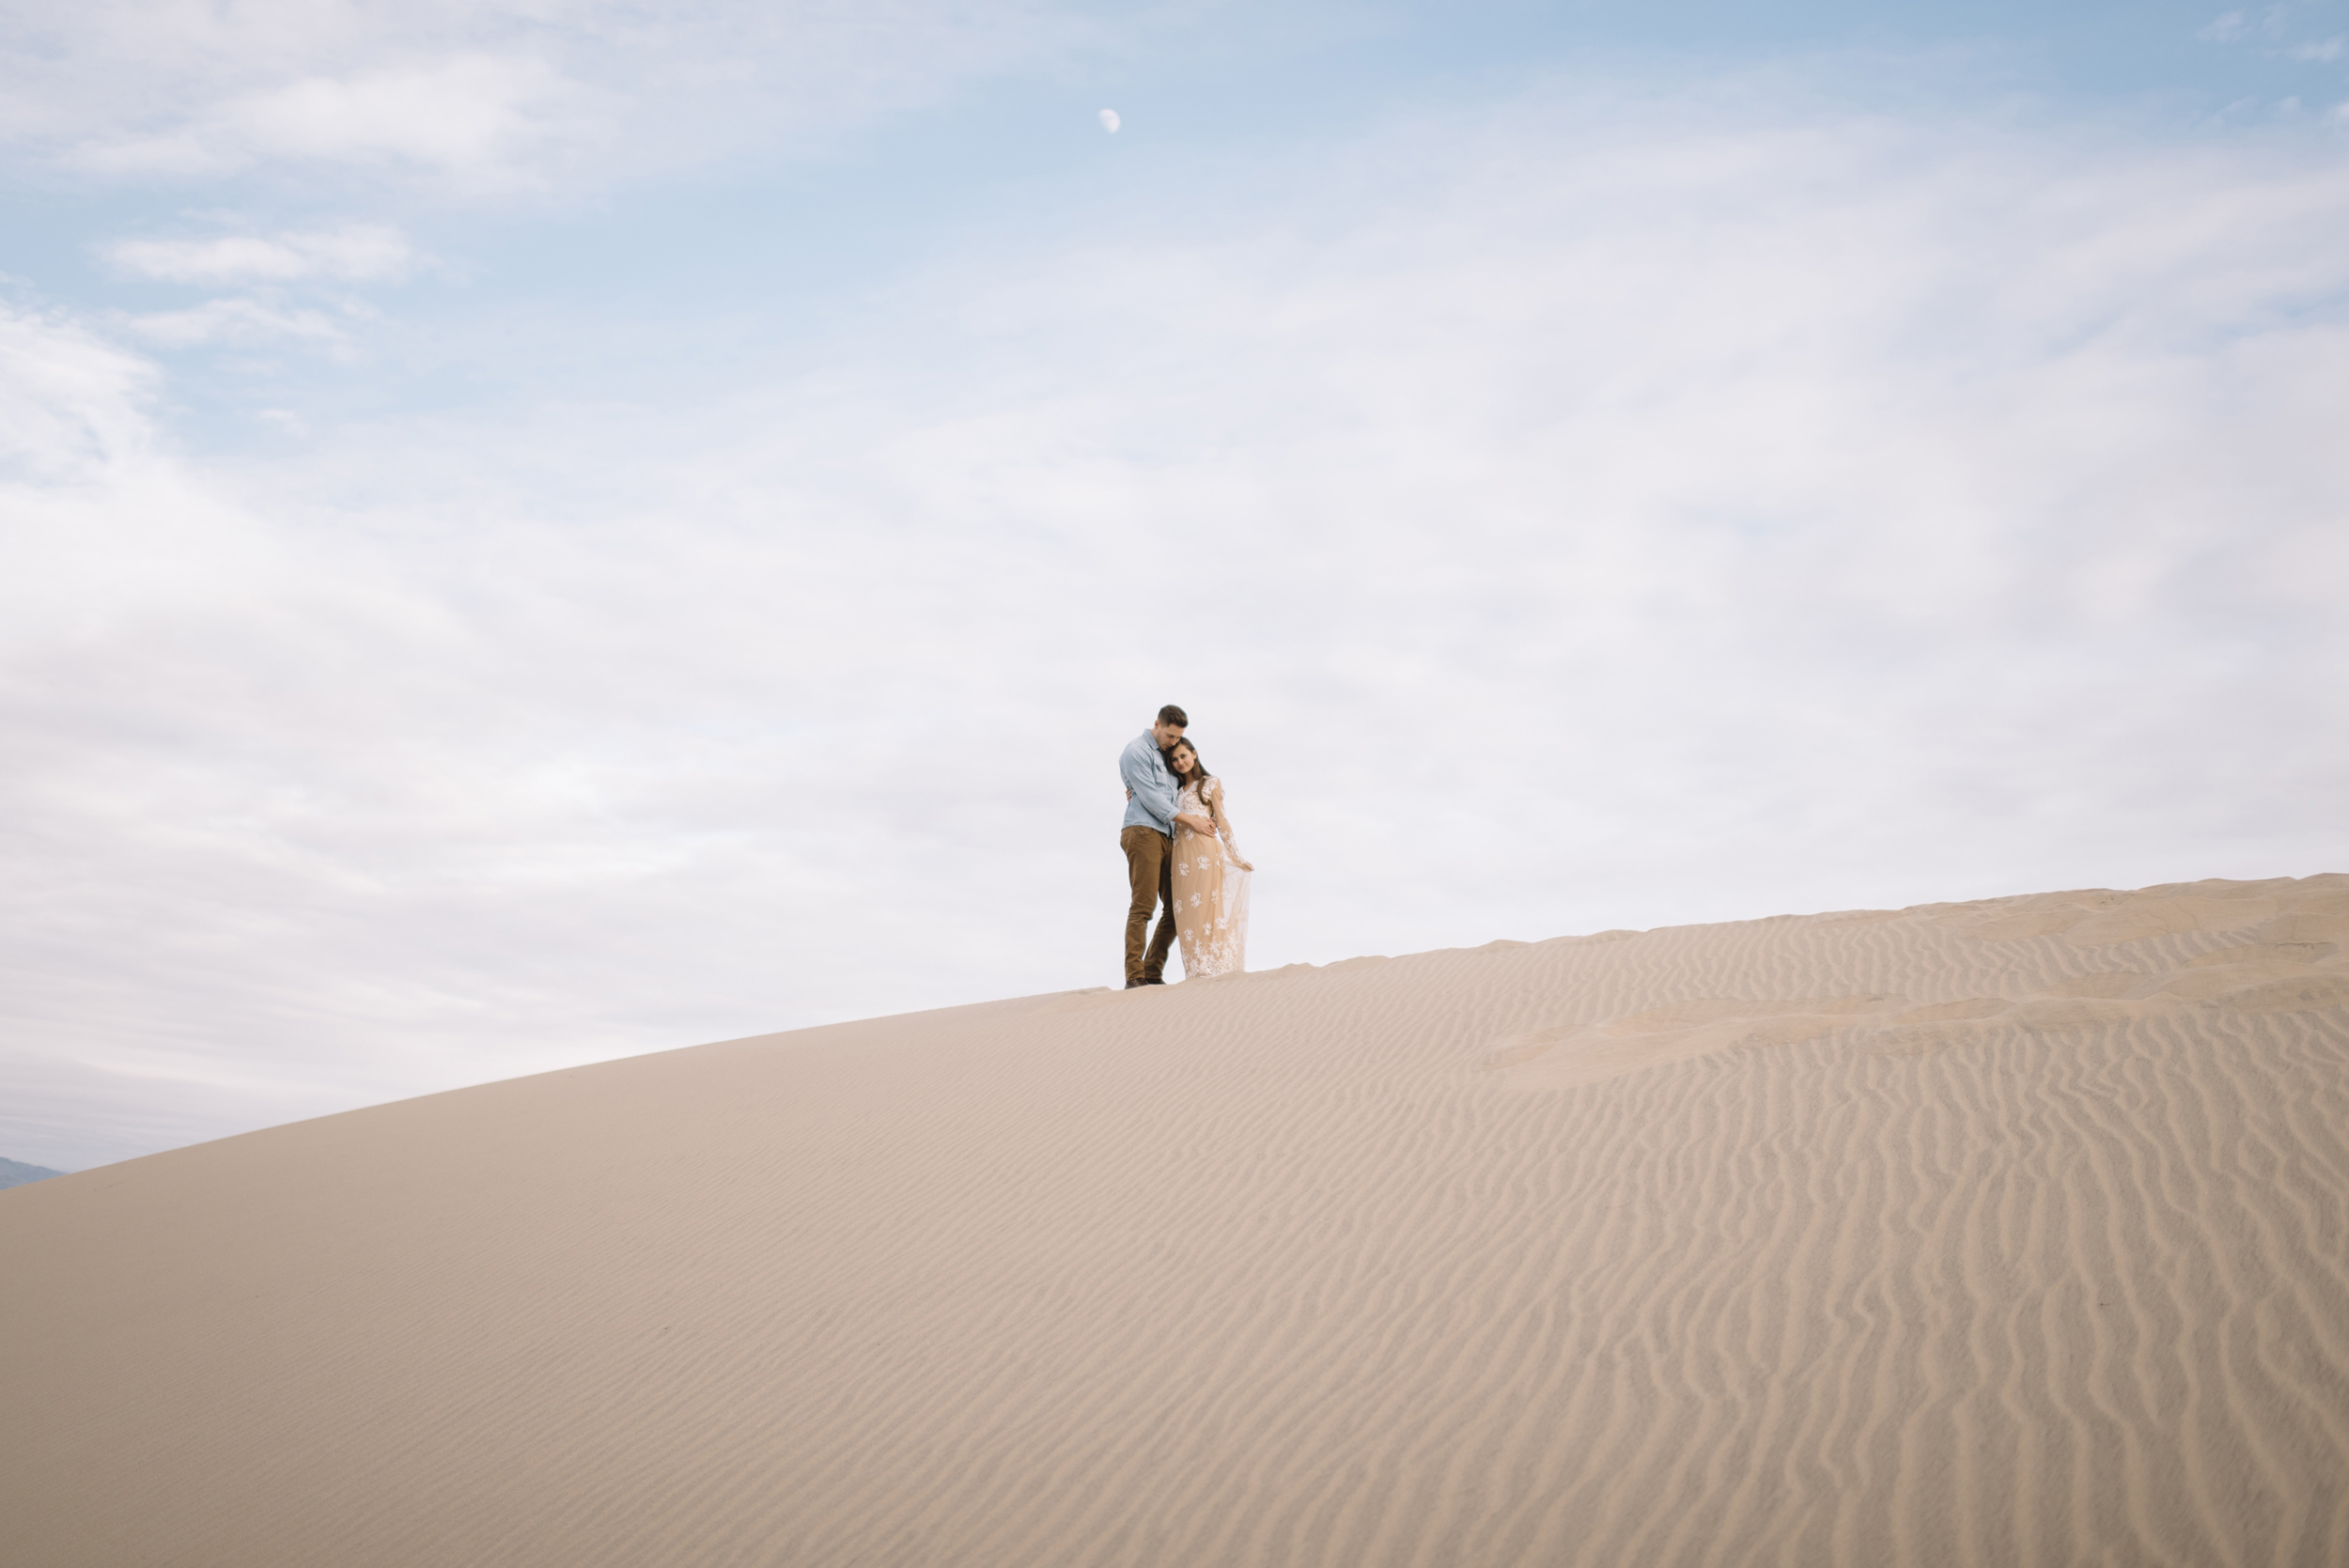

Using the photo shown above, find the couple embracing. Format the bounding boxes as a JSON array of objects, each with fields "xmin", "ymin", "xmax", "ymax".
[{"xmin": 1119, "ymin": 705, "xmax": 1253, "ymax": 987}]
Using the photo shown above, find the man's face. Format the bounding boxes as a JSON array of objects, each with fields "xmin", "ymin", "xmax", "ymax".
[{"xmin": 1152, "ymin": 721, "xmax": 1186, "ymax": 750}]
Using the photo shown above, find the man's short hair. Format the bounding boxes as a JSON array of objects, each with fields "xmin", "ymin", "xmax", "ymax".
[{"xmin": 1158, "ymin": 705, "xmax": 1189, "ymax": 727}]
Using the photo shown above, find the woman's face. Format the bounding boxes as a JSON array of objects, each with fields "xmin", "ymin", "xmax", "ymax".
[{"xmin": 1170, "ymin": 744, "xmax": 1196, "ymax": 778}]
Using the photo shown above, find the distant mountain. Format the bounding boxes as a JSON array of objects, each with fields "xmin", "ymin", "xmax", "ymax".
[{"xmin": 0, "ymin": 1157, "xmax": 67, "ymax": 1190}]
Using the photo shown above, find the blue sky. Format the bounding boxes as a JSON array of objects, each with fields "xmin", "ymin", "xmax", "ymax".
[{"xmin": 5, "ymin": 0, "xmax": 2348, "ymax": 1172}]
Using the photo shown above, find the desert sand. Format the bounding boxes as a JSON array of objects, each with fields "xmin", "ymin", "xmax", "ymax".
[{"xmin": 5, "ymin": 874, "xmax": 2348, "ymax": 1567}]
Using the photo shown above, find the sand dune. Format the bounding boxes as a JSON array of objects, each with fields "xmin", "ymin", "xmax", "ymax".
[{"xmin": 5, "ymin": 874, "xmax": 2348, "ymax": 1566}]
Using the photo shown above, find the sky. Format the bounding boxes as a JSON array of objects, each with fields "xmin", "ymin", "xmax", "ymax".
[{"xmin": 4, "ymin": 0, "xmax": 2347, "ymax": 1173}]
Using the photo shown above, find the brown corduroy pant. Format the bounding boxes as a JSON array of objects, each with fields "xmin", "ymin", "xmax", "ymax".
[{"xmin": 1121, "ymin": 825, "xmax": 1179, "ymax": 985}]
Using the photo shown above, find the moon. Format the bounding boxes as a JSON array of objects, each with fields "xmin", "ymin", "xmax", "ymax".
[{"xmin": 1099, "ymin": 109, "xmax": 1120, "ymax": 133}]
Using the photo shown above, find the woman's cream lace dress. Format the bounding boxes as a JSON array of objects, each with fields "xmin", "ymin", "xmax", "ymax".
[{"xmin": 1172, "ymin": 777, "xmax": 1251, "ymax": 978}]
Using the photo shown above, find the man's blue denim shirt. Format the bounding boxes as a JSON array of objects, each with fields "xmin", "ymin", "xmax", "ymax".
[{"xmin": 1121, "ymin": 731, "xmax": 1178, "ymax": 835}]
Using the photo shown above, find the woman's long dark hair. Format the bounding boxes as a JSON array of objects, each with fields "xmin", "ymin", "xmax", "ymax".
[{"xmin": 1167, "ymin": 740, "xmax": 1212, "ymax": 795}]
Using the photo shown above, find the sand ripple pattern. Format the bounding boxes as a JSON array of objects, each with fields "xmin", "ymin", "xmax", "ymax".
[{"xmin": 4, "ymin": 875, "xmax": 2348, "ymax": 1567}]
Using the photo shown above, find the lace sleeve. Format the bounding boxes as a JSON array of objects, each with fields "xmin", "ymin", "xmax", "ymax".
[{"xmin": 1207, "ymin": 779, "xmax": 1249, "ymax": 867}]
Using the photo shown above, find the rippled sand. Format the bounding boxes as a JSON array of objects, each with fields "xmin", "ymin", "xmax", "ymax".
[{"xmin": 5, "ymin": 874, "xmax": 2347, "ymax": 1567}]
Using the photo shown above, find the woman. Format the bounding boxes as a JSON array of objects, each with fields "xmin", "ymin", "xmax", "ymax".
[{"xmin": 1166, "ymin": 739, "xmax": 1253, "ymax": 978}]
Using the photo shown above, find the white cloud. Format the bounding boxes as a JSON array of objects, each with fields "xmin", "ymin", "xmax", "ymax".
[
  {"xmin": 119, "ymin": 297, "xmax": 347, "ymax": 348},
  {"xmin": 2293, "ymin": 36, "xmax": 2346, "ymax": 61},
  {"xmin": 0, "ymin": 304, "xmax": 156, "ymax": 480},
  {"xmin": 79, "ymin": 54, "xmax": 608, "ymax": 187},
  {"xmin": 3, "ymin": 88, "xmax": 2347, "ymax": 1172},
  {"xmin": 0, "ymin": 0, "xmax": 1138, "ymax": 192},
  {"xmin": 103, "ymin": 223, "xmax": 419, "ymax": 284},
  {"xmin": 232, "ymin": 55, "xmax": 591, "ymax": 167},
  {"xmin": 2201, "ymin": 10, "xmax": 2248, "ymax": 41}
]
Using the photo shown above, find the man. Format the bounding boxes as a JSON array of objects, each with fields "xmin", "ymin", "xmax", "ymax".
[{"xmin": 1119, "ymin": 704, "xmax": 1217, "ymax": 987}]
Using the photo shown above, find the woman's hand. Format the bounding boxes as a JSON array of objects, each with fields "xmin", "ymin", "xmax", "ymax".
[
  {"xmin": 1235, "ymin": 860, "xmax": 1254, "ymax": 872},
  {"xmin": 1175, "ymin": 812, "xmax": 1216, "ymax": 836}
]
